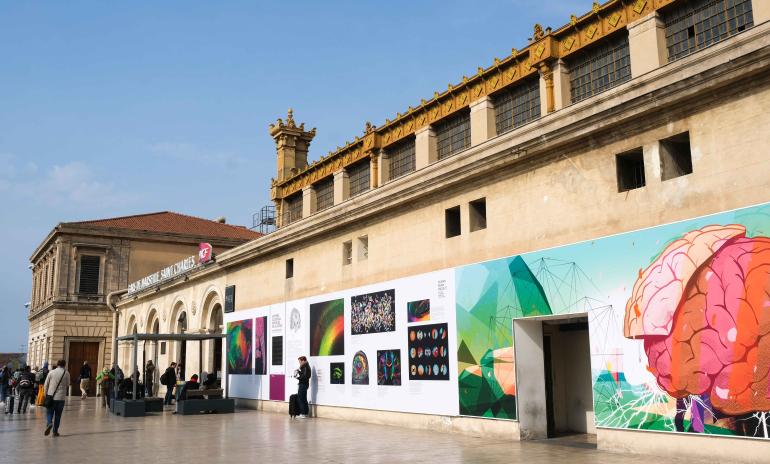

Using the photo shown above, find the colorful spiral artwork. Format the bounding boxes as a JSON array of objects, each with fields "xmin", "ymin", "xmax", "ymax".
[
  {"xmin": 309, "ymin": 299, "xmax": 345, "ymax": 356},
  {"xmin": 352, "ymin": 351, "xmax": 369, "ymax": 385},
  {"xmin": 377, "ymin": 349, "xmax": 401, "ymax": 386},
  {"xmin": 227, "ymin": 319, "xmax": 253, "ymax": 375}
]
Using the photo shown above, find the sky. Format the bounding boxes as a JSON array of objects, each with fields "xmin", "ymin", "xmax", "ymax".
[{"xmin": 0, "ymin": 1, "xmax": 586, "ymax": 351}]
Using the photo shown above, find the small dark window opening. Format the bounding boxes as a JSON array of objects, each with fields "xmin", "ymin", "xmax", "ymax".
[
  {"xmin": 469, "ymin": 198, "xmax": 487, "ymax": 232},
  {"xmin": 660, "ymin": 132, "xmax": 693, "ymax": 181},
  {"xmin": 616, "ymin": 149, "xmax": 646, "ymax": 192},
  {"xmin": 285, "ymin": 258, "xmax": 294, "ymax": 279},
  {"xmin": 445, "ymin": 206, "xmax": 461, "ymax": 238},
  {"xmin": 78, "ymin": 255, "xmax": 101, "ymax": 294}
]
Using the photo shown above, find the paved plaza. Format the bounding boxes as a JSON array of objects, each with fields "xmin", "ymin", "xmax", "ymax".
[{"xmin": 0, "ymin": 399, "xmax": 699, "ymax": 464}]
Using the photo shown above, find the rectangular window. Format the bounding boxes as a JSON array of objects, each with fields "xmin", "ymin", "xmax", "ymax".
[
  {"xmin": 494, "ymin": 78, "xmax": 541, "ymax": 135},
  {"xmin": 78, "ymin": 255, "xmax": 101, "ymax": 295},
  {"xmin": 348, "ymin": 160, "xmax": 371, "ymax": 198},
  {"xmin": 342, "ymin": 241, "xmax": 353, "ymax": 266},
  {"xmin": 357, "ymin": 235, "xmax": 368, "ymax": 261},
  {"xmin": 314, "ymin": 177, "xmax": 334, "ymax": 212},
  {"xmin": 569, "ymin": 32, "xmax": 631, "ymax": 104},
  {"xmin": 387, "ymin": 137, "xmax": 416, "ymax": 180},
  {"xmin": 664, "ymin": 0, "xmax": 753, "ymax": 62},
  {"xmin": 616, "ymin": 148, "xmax": 646, "ymax": 192},
  {"xmin": 436, "ymin": 111, "xmax": 471, "ymax": 160},
  {"xmin": 660, "ymin": 132, "xmax": 693, "ymax": 181},
  {"xmin": 445, "ymin": 206, "xmax": 461, "ymax": 238},
  {"xmin": 469, "ymin": 198, "xmax": 487, "ymax": 232},
  {"xmin": 282, "ymin": 193, "xmax": 303, "ymax": 225},
  {"xmin": 285, "ymin": 258, "xmax": 294, "ymax": 279}
]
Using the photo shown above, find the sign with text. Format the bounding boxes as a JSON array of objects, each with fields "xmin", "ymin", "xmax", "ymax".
[{"xmin": 224, "ymin": 285, "xmax": 236, "ymax": 313}]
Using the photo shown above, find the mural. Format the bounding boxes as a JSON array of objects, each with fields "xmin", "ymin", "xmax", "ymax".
[
  {"xmin": 330, "ymin": 362, "xmax": 345, "ymax": 384},
  {"xmin": 407, "ymin": 299, "xmax": 431, "ymax": 323},
  {"xmin": 352, "ymin": 351, "xmax": 369, "ymax": 385},
  {"xmin": 377, "ymin": 349, "xmax": 401, "ymax": 386},
  {"xmin": 309, "ymin": 299, "xmax": 345, "ymax": 356},
  {"xmin": 254, "ymin": 316, "xmax": 267, "ymax": 375},
  {"xmin": 351, "ymin": 289, "xmax": 396, "ymax": 335},
  {"xmin": 408, "ymin": 323, "xmax": 450, "ymax": 380},
  {"xmin": 227, "ymin": 319, "xmax": 253, "ymax": 375},
  {"xmin": 456, "ymin": 202, "xmax": 770, "ymax": 438}
]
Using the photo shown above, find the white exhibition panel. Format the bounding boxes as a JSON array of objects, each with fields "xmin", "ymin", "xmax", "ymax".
[{"xmin": 224, "ymin": 269, "xmax": 459, "ymax": 416}]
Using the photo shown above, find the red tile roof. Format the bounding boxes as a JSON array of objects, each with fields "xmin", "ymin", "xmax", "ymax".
[{"xmin": 68, "ymin": 211, "xmax": 261, "ymax": 241}]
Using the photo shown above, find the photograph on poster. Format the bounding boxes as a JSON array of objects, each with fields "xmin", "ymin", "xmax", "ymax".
[
  {"xmin": 272, "ymin": 336, "xmax": 283, "ymax": 366},
  {"xmin": 289, "ymin": 307, "xmax": 302, "ymax": 333},
  {"xmin": 407, "ymin": 299, "xmax": 430, "ymax": 323},
  {"xmin": 330, "ymin": 362, "xmax": 345, "ymax": 384},
  {"xmin": 377, "ymin": 349, "xmax": 401, "ymax": 386},
  {"xmin": 254, "ymin": 316, "xmax": 267, "ymax": 375},
  {"xmin": 352, "ymin": 351, "xmax": 369, "ymax": 385},
  {"xmin": 310, "ymin": 299, "xmax": 345, "ymax": 356},
  {"xmin": 351, "ymin": 289, "xmax": 396, "ymax": 335},
  {"xmin": 408, "ymin": 323, "xmax": 449, "ymax": 381},
  {"xmin": 227, "ymin": 319, "xmax": 253, "ymax": 375}
]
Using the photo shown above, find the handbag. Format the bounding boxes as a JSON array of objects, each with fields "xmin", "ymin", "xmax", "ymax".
[{"xmin": 44, "ymin": 370, "xmax": 65, "ymax": 409}]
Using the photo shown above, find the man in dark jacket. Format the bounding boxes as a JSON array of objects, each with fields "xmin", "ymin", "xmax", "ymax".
[
  {"xmin": 16, "ymin": 366, "xmax": 35, "ymax": 414},
  {"xmin": 162, "ymin": 362, "xmax": 177, "ymax": 405},
  {"xmin": 79, "ymin": 361, "xmax": 92, "ymax": 399},
  {"xmin": 294, "ymin": 356, "xmax": 311, "ymax": 418}
]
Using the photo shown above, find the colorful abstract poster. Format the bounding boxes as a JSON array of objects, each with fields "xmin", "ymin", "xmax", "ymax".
[
  {"xmin": 377, "ymin": 349, "xmax": 401, "ymax": 386},
  {"xmin": 352, "ymin": 351, "xmax": 369, "ymax": 385},
  {"xmin": 351, "ymin": 289, "xmax": 396, "ymax": 335},
  {"xmin": 254, "ymin": 316, "xmax": 267, "ymax": 375},
  {"xmin": 408, "ymin": 323, "xmax": 449, "ymax": 380},
  {"xmin": 309, "ymin": 299, "xmax": 345, "ymax": 356},
  {"xmin": 227, "ymin": 319, "xmax": 253, "ymax": 375},
  {"xmin": 269, "ymin": 374, "xmax": 285, "ymax": 401},
  {"xmin": 330, "ymin": 362, "xmax": 345, "ymax": 384},
  {"xmin": 407, "ymin": 299, "xmax": 430, "ymax": 323},
  {"xmin": 456, "ymin": 202, "xmax": 770, "ymax": 438}
]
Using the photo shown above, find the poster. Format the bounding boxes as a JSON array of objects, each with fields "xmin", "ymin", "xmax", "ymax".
[
  {"xmin": 377, "ymin": 349, "xmax": 401, "ymax": 386},
  {"xmin": 407, "ymin": 299, "xmax": 430, "ymax": 323},
  {"xmin": 309, "ymin": 299, "xmax": 345, "ymax": 356},
  {"xmin": 226, "ymin": 319, "xmax": 252, "ymax": 375},
  {"xmin": 351, "ymin": 289, "xmax": 396, "ymax": 335},
  {"xmin": 408, "ymin": 323, "xmax": 449, "ymax": 380},
  {"xmin": 330, "ymin": 362, "xmax": 345, "ymax": 384},
  {"xmin": 352, "ymin": 351, "xmax": 369, "ymax": 385},
  {"xmin": 255, "ymin": 316, "xmax": 267, "ymax": 375}
]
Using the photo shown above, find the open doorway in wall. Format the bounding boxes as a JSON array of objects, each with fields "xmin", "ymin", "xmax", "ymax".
[
  {"xmin": 542, "ymin": 316, "xmax": 594, "ymax": 440},
  {"xmin": 513, "ymin": 314, "xmax": 594, "ymax": 444}
]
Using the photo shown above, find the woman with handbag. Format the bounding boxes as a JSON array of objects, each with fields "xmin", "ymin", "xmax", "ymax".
[{"xmin": 43, "ymin": 359, "xmax": 70, "ymax": 437}]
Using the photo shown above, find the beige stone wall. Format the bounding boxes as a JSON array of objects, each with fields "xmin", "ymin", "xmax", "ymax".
[{"xmin": 128, "ymin": 240, "xmax": 206, "ymax": 283}]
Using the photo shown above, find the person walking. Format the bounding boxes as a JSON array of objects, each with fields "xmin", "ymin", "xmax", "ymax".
[
  {"xmin": 79, "ymin": 361, "xmax": 92, "ymax": 399},
  {"xmin": 144, "ymin": 360, "xmax": 155, "ymax": 397},
  {"xmin": 43, "ymin": 360, "xmax": 70, "ymax": 437},
  {"xmin": 294, "ymin": 356, "xmax": 311, "ymax": 419},
  {"xmin": 0, "ymin": 364, "xmax": 11, "ymax": 406},
  {"xmin": 35, "ymin": 362, "xmax": 49, "ymax": 406},
  {"xmin": 161, "ymin": 362, "xmax": 177, "ymax": 405},
  {"xmin": 96, "ymin": 367, "xmax": 114, "ymax": 408},
  {"xmin": 16, "ymin": 366, "xmax": 35, "ymax": 414}
]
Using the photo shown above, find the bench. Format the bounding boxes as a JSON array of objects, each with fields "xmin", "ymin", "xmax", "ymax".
[
  {"xmin": 144, "ymin": 397, "xmax": 164, "ymax": 412},
  {"xmin": 175, "ymin": 397, "xmax": 234, "ymax": 415},
  {"xmin": 185, "ymin": 388, "xmax": 223, "ymax": 399},
  {"xmin": 111, "ymin": 399, "xmax": 146, "ymax": 417}
]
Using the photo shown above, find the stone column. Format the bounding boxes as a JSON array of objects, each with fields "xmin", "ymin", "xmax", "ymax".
[
  {"xmin": 415, "ymin": 125, "xmax": 437, "ymax": 170},
  {"xmin": 469, "ymin": 96, "xmax": 497, "ymax": 146},
  {"xmin": 377, "ymin": 148, "xmax": 390, "ymax": 185},
  {"xmin": 301, "ymin": 185, "xmax": 316, "ymax": 218},
  {"xmin": 369, "ymin": 152, "xmax": 379, "ymax": 189},
  {"xmin": 754, "ymin": 2, "xmax": 770, "ymax": 25},
  {"xmin": 333, "ymin": 169, "xmax": 350, "ymax": 205},
  {"xmin": 628, "ymin": 12, "xmax": 667, "ymax": 78},
  {"xmin": 539, "ymin": 64, "xmax": 555, "ymax": 115},
  {"xmin": 551, "ymin": 60, "xmax": 571, "ymax": 110}
]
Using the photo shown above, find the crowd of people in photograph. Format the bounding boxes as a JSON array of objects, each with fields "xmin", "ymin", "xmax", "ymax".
[{"xmin": 351, "ymin": 291, "xmax": 396, "ymax": 334}]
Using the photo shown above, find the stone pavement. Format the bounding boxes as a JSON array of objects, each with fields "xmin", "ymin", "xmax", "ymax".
[{"xmin": 0, "ymin": 398, "xmax": 696, "ymax": 464}]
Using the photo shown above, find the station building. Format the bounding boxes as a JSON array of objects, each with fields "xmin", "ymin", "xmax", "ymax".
[
  {"xmin": 27, "ymin": 212, "xmax": 261, "ymax": 395},
  {"xmin": 114, "ymin": 0, "xmax": 770, "ymax": 461}
]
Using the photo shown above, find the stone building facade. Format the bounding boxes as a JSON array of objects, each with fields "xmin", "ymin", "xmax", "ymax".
[
  {"xmin": 27, "ymin": 212, "xmax": 261, "ymax": 395},
  {"xmin": 115, "ymin": 1, "xmax": 770, "ymax": 461}
]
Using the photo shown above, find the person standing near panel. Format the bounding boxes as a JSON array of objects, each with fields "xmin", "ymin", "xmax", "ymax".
[
  {"xmin": 79, "ymin": 361, "xmax": 92, "ymax": 399},
  {"xmin": 294, "ymin": 356, "xmax": 311, "ymax": 419},
  {"xmin": 43, "ymin": 359, "xmax": 70, "ymax": 437},
  {"xmin": 162, "ymin": 362, "xmax": 177, "ymax": 405}
]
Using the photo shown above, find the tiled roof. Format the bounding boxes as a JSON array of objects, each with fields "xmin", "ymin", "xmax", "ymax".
[{"xmin": 68, "ymin": 211, "xmax": 261, "ymax": 241}]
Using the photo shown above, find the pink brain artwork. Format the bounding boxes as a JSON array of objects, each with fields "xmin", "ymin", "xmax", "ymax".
[{"xmin": 625, "ymin": 225, "xmax": 770, "ymax": 416}]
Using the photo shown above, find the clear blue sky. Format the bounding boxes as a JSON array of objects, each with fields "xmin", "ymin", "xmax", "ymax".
[{"xmin": 0, "ymin": 1, "xmax": 585, "ymax": 352}]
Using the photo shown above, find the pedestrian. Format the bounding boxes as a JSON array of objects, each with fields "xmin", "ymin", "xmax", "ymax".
[
  {"xmin": 144, "ymin": 360, "xmax": 155, "ymax": 397},
  {"xmin": 35, "ymin": 362, "xmax": 49, "ymax": 406},
  {"xmin": 79, "ymin": 361, "xmax": 92, "ymax": 399},
  {"xmin": 96, "ymin": 367, "xmax": 114, "ymax": 408},
  {"xmin": 16, "ymin": 366, "xmax": 35, "ymax": 414},
  {"xmin": 43, "ymin": 359, "xmax": 70, "ymax": 437},
  {"xmin": 0, "ymin": 364, "xmax": 11, "ymax": 405},
  {"xmin": 294, "ymin": 356, "xmax": 312, "ymax": 419},
  {"xmin": 161, "ymin": 362, "xmax": 177, "ymax": 405}
]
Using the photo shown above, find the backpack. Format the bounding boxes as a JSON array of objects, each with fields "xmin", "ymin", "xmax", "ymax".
[
  {"xmin": 18, "ymin": 377, "xmax": 32, "ymax": 389},
  {"xmin": 160, "ymin": 372, "xmax": 168, "ymax": 386}
]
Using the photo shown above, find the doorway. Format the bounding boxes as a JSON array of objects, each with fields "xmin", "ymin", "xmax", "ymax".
[{"xmin": 67, "ymin": 341, "xmax": 100, "ymax": 396}]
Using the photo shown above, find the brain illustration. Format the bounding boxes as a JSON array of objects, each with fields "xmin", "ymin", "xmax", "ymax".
[{"xmin": 625, "ymin": 225, "xmax": 770, "ymax": 415}]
